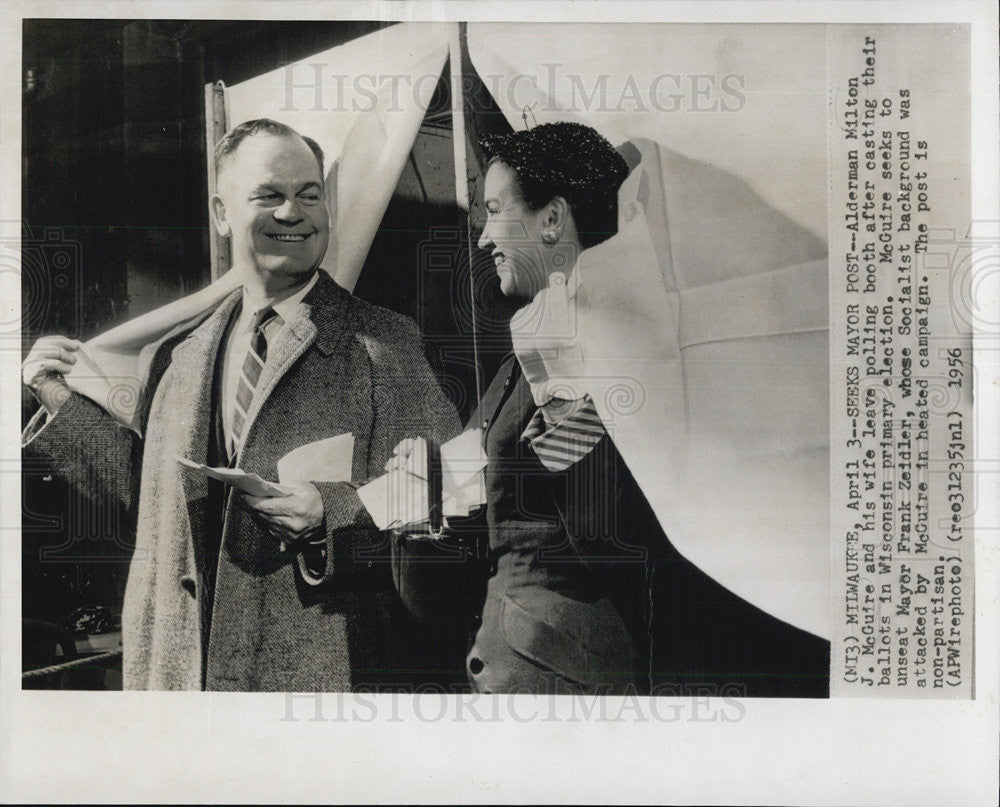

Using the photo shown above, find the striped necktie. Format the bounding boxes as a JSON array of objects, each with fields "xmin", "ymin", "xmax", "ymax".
[
  {"xmin": 231, "ymin": 306, "xmax": 277, "ymax": 451},
  {"xmin": 522, "ymin": 395, "xmax": 606, "ymax": 472}
]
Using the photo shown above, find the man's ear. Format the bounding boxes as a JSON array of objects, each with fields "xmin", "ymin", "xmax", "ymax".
[{"xmin": 210, "ymin": 194, "xmax": 231, "ymax": 238}]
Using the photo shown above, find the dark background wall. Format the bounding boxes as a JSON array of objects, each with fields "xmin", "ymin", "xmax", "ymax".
[{"xmin": 21, "ymin": 19, "xmax": 513, "ymax": 681}]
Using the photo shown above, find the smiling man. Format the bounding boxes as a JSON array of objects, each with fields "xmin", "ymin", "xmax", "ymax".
[{"xmin": 22, "ymin": 119, "xmax": 459, "ymax": 691}]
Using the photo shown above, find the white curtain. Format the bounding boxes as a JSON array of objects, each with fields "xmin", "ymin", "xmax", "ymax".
[
  {"xmin": 472, "ymin": 24, "xmax": 831, "ymax": 639},
  {"xmin": 467, "ymin": 22, "xmax": 827, "ymax": 241}
]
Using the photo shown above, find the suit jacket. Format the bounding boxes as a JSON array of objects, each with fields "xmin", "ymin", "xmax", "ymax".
[
  {"xmin": 465, "ymin": 356, "xmax": 660, "ymax": 694},
  {"xmin": 467, "ymin": 355, "xmax": 830, "ymax": 697},
  {"xmin": 26, "ymin": 271, "xmax": 460, "ymax": 690}
]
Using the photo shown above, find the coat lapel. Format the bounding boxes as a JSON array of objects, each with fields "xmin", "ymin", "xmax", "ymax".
[
  {"xmin": 232, "ymin": 272, "xmax": 352, "ymax": 466},
  {"xmin": 481, "ymin": 354, "xmax": 521, "ymax": 449},
  {"xmin": 172, "ymin": 290, "xmax": 242, "ymax": 505}
]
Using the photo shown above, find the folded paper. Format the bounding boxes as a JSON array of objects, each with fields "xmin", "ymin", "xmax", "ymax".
[
  {"xmin": 176, "ymin": 456, "xmax": 293, "ymax": 498},
  {"xmin": 276, "ymin": 433, "xmax": 354, "ymax": 486},
  {"xmin": 358, "ymin": 430, "xmax": 487, "ymax": 531}
]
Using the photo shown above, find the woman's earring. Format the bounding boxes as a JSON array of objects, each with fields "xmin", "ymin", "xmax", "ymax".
[{"xmin": 541, "ymin": 227, "xmax": 560, "ymax": 245}]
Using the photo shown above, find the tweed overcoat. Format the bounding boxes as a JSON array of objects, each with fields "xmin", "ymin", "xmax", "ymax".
[{"xmin": 27, "ymin": 272, "xmax": 460, "ymax": 690}]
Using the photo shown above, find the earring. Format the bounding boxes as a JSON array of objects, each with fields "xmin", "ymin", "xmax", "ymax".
[{"xmin": 541, "ymin": 227, "xmax": 560, "ymax": 245}]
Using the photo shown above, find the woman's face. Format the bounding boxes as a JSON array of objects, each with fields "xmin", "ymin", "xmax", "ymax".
[{"xmin": 477, "ymin": 161, "xmax": 550, "ymax": 303}]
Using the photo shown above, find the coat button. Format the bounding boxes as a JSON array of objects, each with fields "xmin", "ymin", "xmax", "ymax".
[
  {"xmin": 481, "ymin": 419, "xmax": 489, "ymax": 429},
  {"xmin": 179, "ymin": 576, "xmax": 197, "ymax": 598}
]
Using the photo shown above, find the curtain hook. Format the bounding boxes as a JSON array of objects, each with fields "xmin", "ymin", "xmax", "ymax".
[{"xmin": 521, "ymin": 104, "xmax": 538, "ymax": 131}]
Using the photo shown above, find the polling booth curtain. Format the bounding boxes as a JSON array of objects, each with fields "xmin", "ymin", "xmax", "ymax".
[
  {"xmin": 469, "ymin": 23, "xmax": 831, "ymax": 639},
  {"xmin": 225, "ymin": 22, "xmax": 453, "ymax": 292}
]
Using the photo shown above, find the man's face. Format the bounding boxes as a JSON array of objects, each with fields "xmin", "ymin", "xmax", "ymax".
[
  {"xmin": 478, "ymin": 161, "xmax": 548, "ymax": 303},
  {"xmin": 212, "ymin": 133, "xmax": 330, "ymax": 283}
]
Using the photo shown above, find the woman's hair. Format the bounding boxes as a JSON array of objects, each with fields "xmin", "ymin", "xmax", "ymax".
[{"xmin": 480, "ymin": 122, "xmax": 629, "ymax": 249}]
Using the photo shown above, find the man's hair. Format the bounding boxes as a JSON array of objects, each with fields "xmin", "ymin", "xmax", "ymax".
[
  {"xmin": 480, "ymin": 122, "xmax": 629, "ymax": 249},
  {"xmin": 214, "ymin": 118, "xmax": 325, "ymax": 177}
]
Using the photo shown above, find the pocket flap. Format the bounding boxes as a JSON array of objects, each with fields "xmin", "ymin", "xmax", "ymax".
[{"xmin": 500, "ymin": 590, "xmax": 633, "ymax": 688}]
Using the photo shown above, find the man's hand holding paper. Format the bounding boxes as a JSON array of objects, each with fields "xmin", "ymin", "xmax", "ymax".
[
  {"xmin": 177, "ymin": 432, "xmax": 357, "ymax": 549},
  {"xmin": 242, "ymin": 481, "xmax": 325, "ymax": 548}
]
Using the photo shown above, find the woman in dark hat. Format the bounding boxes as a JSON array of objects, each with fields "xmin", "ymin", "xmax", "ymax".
[
  {"xmin": 464, "ymin": 121, "xmax": 830, "ymax": 697},
  {"xmin": 465, "ymin": 122, "xmax": 657, "ymax": 694}
]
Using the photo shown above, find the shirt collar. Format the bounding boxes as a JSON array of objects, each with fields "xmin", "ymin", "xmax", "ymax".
[
  {"xmin": 240, "ymin": 270, "xmax": 320, "ymax": 327},
  {"xmin": 509, "ymin": 265, "xmax": 587, "ymax": 406}
]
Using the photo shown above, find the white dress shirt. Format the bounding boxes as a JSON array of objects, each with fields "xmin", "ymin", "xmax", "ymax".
[{"xmin": 220, "ymin": 271, "xmax": 319, "ymax": 453}]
